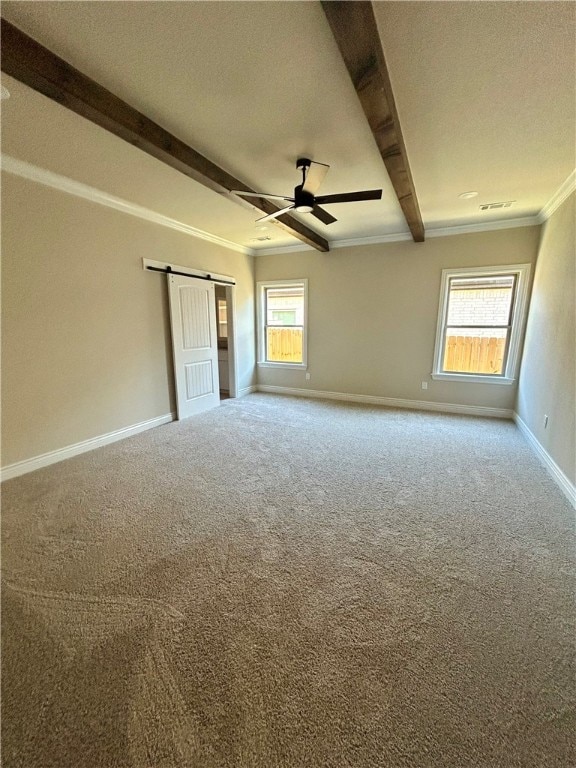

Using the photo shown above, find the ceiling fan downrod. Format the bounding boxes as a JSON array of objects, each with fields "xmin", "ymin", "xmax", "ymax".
[{"xmin": 295, "ymin": 157, "xmax": 319, "ymax": 212}]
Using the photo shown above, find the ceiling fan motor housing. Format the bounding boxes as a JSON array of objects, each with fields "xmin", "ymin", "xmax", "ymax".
[
  {"xmin": 294, "ymin": 184, "xmax": 315, "ymax": 213},
  {"xmin": 232, "ymin": 156, "xmax": 381, "ymax": 225}
]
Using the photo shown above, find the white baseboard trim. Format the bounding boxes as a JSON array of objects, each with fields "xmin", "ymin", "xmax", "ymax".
[
  {"xmin": 256, "ymin": 385, "xmax": 513, "ymax": 419},
  {"xmin": 513, "ymin": 413, "xmax": 576, "ymax": 508},
  {"xmin": 1, "ymin": 413, "xmax": 175, "ymax": 482},
  {"xmin": 238, "ymin": 385, "xmax": 258, "ymax": 397}
]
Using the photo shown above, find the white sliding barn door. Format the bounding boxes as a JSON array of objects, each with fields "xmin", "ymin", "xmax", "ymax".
[{"xmin": 168, "ymin": 274, "xmax": 219, "ymax": 420}]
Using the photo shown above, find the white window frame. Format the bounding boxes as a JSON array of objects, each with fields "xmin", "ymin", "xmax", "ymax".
[
  {"xmin": 431, "ymin": 263, "xmax": 531, "ymax": 385},
  {"xmin": 257, "ymin": 279, "xmax": 308, "ymax": 369}
]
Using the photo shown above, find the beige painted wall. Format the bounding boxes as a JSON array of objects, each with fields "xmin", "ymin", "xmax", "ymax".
[
  {"xmin": 255, "ymin": 226, "xmax": 541, "ymax": 409},
  {"xmin": 1, "ymin": 173, "xmax": 255, "ymax": 467},
  {"xmin": 516, "ymin": 192, "xmax": 575, "ymax": 483}
]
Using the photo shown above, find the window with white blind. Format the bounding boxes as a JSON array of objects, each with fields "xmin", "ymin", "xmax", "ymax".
[
  {"xmin": 257, "ymin": 280, "xmax": 307, "ymax": 368},
  {"xmin": 432, "ymin": 264, "xmax": 531, "ymax": 384}
]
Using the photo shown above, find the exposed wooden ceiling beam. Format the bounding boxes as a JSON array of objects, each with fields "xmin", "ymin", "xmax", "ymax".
[
  {"xmin": 321, "ymin": 1, "xmax": 425, "ymax": 242},
  {"xmin": 0, "ymin": 19, "xmax": 329, "ymax": 253}
]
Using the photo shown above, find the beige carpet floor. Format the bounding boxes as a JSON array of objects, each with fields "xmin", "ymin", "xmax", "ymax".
[{"xmin": 2, "ymin": 393, "xmax": 574, "ymax": 768}]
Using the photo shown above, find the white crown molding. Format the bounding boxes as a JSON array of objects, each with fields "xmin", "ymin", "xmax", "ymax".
[
  {"xmin": 537, "ymin": 169, "xmax": 576, "ymax": 223},
  {"xmin": 1, "ymin": 154, "xmax": 255, "ymax": 257},
  {"xmin": 426, "ymin": 216, "xmax": 540, "ymax": 238},
  {"xmin": 255, "ymin": 216, "xmax": 542, "ymax": 256},
  {"xmin": 255, "ymin": 242, "xmax": 315, "ymax": 256},
  {"xmin": 1, "ymin": 412, "xmax": 175, "ymax": 482},
  {"xmin": 257, "ymin": 384, "xmax": 513, "ymax": 419},
  {"xmin": 255, "ymin": 231, "xmax": 414, "ymax": 256},
  {"xmin": 513, "ymin": 413, "xmax": 576, "ymax": 508},
  {"xmin": 332, "ymin": 232, "xmax": 413, "ymax": 248},
  {"xmin": 6, "ymin": 154, "xmax": 570, "ymax": 258}
]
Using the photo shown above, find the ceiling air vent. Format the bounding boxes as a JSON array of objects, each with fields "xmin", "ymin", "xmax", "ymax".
[{"xmin": 479, "ymin": 201, "xmax": 515, "ymax": 211}]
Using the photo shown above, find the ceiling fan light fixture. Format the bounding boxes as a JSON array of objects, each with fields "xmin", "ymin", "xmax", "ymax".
[{"xmin": 242, "ymin": 158, "xmax": 383, "ymax": 226}]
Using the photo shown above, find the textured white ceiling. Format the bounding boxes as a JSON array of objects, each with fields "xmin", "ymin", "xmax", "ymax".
[
  {"xmin": 1, "ymin": 1, "xmax": 574, "ymax": 253},
  {"xmin": 374, "ymin": 1, "xmax": 576, "ymax": 227}
]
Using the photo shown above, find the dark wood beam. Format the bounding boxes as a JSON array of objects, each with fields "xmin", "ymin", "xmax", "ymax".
[
  {"xmin": 321, "ymin": 1, "xmax": 425, "ymax": 242},
  {"xmin": 0, "ymin": 19, "xmax": 329, "ymax": 252}
]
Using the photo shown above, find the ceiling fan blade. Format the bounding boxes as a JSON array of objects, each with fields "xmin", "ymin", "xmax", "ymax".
[
  {"xmin": 315, "ymin": 189, "xmax": 383, "ymax": 205},
  {"xmin": 256, "ymin": 205, "xmax": 295, "ymax": 223},
  {"xmin": 310, "ymin": 205, "xmax": 337, "ymax": 226},
  {"xmin": 231, "ymin": 190, "xmax": 293, "ymax": 202},
  {"xmin": 302, "ymin": 161, "xmax": 330, "ymax": 195}
]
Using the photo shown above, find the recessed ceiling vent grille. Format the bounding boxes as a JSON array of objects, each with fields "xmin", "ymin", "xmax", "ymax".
[{"xmin": 479, "ymin": 201, "xmax": 515, "ymax": 211}]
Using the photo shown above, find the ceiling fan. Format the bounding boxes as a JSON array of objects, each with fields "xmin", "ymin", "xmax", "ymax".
[{"xmin": 231, "ymin": 158, "xmax": 382, "ymax": 225}]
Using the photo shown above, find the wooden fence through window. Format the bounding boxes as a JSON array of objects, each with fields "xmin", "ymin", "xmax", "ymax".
[
  {"xmin": 266, "ymin": 327, "xmax": 303, "ymax": 363},
  {"xmin": 266, "ymin": 329, "xmax": 505, "ymax": 372},
  {"xmin": 443, "ymin": 335, "xmax": 506, "ymax": 374}
]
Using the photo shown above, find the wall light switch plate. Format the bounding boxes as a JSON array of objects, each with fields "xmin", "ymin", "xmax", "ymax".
[
  {"xmin": 421, "ymin": 381, "xmax": 428, "ymax": 390},
  {"xmin": 305, "ymin": 372, "xmax": 311, "ymax": 380}
]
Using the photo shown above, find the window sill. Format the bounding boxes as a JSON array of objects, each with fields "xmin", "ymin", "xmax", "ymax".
[
  {"xmin": 431, "ymin": 373, "xmax": 515, "ymax": 385},
  {"xmin": 257, "ymin": 362, "xmax": 307, "ymax": 370}
]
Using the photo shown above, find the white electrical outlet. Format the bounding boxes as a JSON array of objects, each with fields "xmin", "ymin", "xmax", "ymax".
[
  {"xmin": 421, "ymin": 381, "xmax": 428, "ymax": 390},
  {"xmin": 305, "ymin": 372, "xmax": 311, "ymax": 380},
  {"xmin": 544, "ymin": 414, "xmax": 549, "ymax": 428}
]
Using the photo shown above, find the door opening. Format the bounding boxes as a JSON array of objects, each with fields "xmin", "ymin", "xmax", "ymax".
[
  {"xmin": 144, "ymin": 258, "xmax": 239, "ymax": 420},
  {"xmin": 214, "ymin": 285, "xmax": 238, "ymax": 400},
  {"xmin": 215, "ymin": 285, "xmax": 229, "ymax": 399}
]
